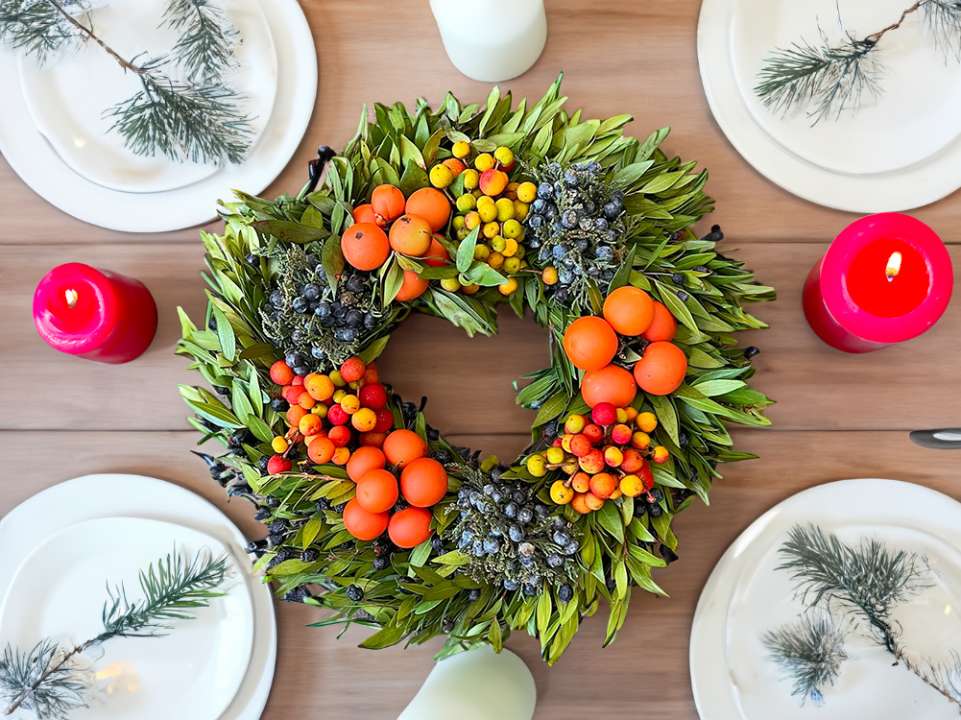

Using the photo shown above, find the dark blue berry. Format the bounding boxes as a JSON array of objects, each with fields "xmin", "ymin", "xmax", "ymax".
[
  {"xmin": 345, "ymin": 585, "xmax": 363, "ymax": 601},
  {"xmin": 303, "ymin": 283, "xmax": 321, "ymax": 300},
  {"xmin": 291, "ymin": 297, "xmax": 308, "ymax": 313},
  {"xmin": 537, "ymin": 182, "xmax": 553, "ymax": 198},
  {"xmin": 558, "ymin": 584, "xmax": 574, "ymax": 602}
]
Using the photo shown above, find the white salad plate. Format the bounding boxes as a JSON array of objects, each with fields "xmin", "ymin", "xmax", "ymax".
[
  {"xmin": 0, "ymin": 0, "xmax": 316, "ymax": 232},
  {"xmin": 0, "ymin": 517, "xmax": 254, "ymax": 720},
  {"xmin": 697, "ymin": 0, "xmax": 961, "ymax": 212},
  {"xmin": 690, "ymin": 479, "xmax": 961, "ymax": 720},
  {"xmin": 0, "ymin": 474, "xmax": 276, "ymax": 720},
  {"xmin": 17, "ymin": 0, "xmax": 278, "ymax": 194}
]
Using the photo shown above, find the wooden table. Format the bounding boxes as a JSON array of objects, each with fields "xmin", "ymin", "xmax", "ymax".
[{"xmin": 2, "ymin": 1, "xmax": 960, "ymax": 717}]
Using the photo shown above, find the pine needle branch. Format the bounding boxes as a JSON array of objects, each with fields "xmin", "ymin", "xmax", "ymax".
[
  {"xmin": 763, "ymin": 611, "xmax": 848, "ymax": 704},
  {"xmin": 162, "ymin": 0, "xmax": 238, "ymax": 82},
  {"xmin": 1, "ymin": 549, "xmax": 229, "ymax": 718},
  {"xmin": 0, "ymin": 0, "xmax": 86, "ymax": 63},
  {"xmin": 924, "ymin": 0, "xmax": 961, "ymax": 59}
]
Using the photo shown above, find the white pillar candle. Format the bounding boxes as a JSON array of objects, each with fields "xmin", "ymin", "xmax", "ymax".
[
  {"xmin": 398, "ymin": 645, "xmax": 537, "ymax": 720},
  {"xmin": 428, "ymin": 0, "xmax": 547, "ymax": 82}
]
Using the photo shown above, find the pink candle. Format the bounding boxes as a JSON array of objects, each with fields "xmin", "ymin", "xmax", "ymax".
[
  {"xmin": 803, "ymin": 213, "xmax": 953, "ymax": 353},
  {"xmin": 33, "ymin": 262, "xmax": 157, "ymax": 363}
]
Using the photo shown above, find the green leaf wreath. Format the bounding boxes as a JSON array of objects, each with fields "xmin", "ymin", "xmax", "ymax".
[{"xmin": 176, "ymin": 75, "xmax": 775, "ymax": 664}]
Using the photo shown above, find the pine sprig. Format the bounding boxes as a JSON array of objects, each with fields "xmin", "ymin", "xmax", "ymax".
[
  {"xmin": 162, "ymin": 0, "xmax": 238, "ymax": 82},
  {"xmin": 0, "ymin": 0, "xmax": 84, "ymax": 62},
  {"xmin": 1, "ymin": 549, "xmax": 229, "ymax": 719},
  {"xmin": 763, "ymin": 611, "xmax": 848, "ymax": 704}
]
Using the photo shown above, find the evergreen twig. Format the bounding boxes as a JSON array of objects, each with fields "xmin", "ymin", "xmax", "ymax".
[
  {"xmin": 162, "ymin": 0, "xmax": 238, "ymax": 82},
  {"xmin": 763, "ymin": 611, "xmax": 848, "ymax": 704},
  {"xmin": 0, "ymin": 549, "xmax": 229, "ymax": 718},
  {"xmin": 0, "ymin": 0, "xmax": 84, "ymax": 62}
]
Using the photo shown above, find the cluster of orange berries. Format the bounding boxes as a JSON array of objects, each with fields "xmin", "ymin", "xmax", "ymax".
[
  {"xmin": 563, "ymin": 285, "xmax": 688, "ymax": 408},
  {"xmin": 341, "ymin": 183, "xmax": 451, "ymax": 301},
  {"xmin": 526, "ymin": 403, "xmax": 668, "ymax": 515}
]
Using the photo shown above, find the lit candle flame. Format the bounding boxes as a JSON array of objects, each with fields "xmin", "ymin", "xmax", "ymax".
[
  {"xmin": 64, "ymin": 288, "xmax": 79, "ymax": 307},
  {"xmin": 885, "ymin": 251, "xmax": 902, "ymax": 283}
]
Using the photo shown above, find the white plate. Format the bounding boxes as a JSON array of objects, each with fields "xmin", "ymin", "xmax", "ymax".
[
  {"xmin": 0, "ymin": 517, "xmax": 254, "ymax": 720},
  {"xmin": 697, "ymin": 0, "xmax": 961, "ymax": 212},
  {"xmin": 0, "ymin": 474, "xmax": 276, "ymax": 720},
  {"xmin": 729, "ymin": 0, "xmax": 961, "ymax": 176},
  {"xmin": 17, "ymin": 0, "xmax": 278, "ymax": 193},
  {"xmin": 690, "ymin": 479, "xmax": 961, "ymax": 720},
  {"xmin": 0, "ymin": 0, "xmax": 315, "ymax": 232}
]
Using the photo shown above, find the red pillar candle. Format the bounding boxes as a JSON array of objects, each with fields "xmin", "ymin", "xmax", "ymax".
[
  {"xmin": 33, "ymin": 262, "xmax": 158, "ymax": 363},
  {"xmin": 803, "ymin": 213, "xmax": 953, "ymax": 353}
]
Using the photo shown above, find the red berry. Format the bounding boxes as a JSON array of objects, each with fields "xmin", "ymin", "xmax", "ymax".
[
  {"xmin": 327, "ymin": 404, "xmax": 350, "ymax": 426},
  {"xmin": 569, "ymin": 434, "xmax": 592, "ymax": 458},
  {"xmin": 291, "ymin": 375, "xmax": 304, "ymax": 386},
  {"xmin": 328, "ymin": 425, "xmax": 352, "ymax": 447},
  {"xmin": 266, "ymin": 454, "xmax": 292, "ymax": 474},
  {"xmin": 639, "ymin": 463, "xmax": 654, "ymax": 490},
  {"xmin": 269, "ymin": 360, "xmax": 294, "ymax": 386},
  {"xmin": 582, "ymin": 423, "xmax": 604, "ymax": 445},
  {"xmin": 340, "ymin": 356, "xmax": 367, "ymax": 383},
  {"xmin": 358, "ymin": 382, "xmax": 388, "ymax": 410},
  {"xmin": 281, "ymin": 385, "xmax": 304, "ymax": 404},
  {"xmin": 591, "ymin": 402, "xmax": 617, "ymax": 426},
  {"xmin": 373, "ymin": 408, "xmax": 394, "ymax": 433}
]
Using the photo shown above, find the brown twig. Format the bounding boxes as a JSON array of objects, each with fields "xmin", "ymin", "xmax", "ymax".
[
  {"xmin": 45, "ymin": 0, "xmax": 147, "ymax": 74},
  {"xmin": 865, "ymin": 0, "xmax": 931, "ymax": 44}
]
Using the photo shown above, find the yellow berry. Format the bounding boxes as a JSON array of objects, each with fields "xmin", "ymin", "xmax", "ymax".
[
  {"xmin": 462, "ymin": 168, "xmax": 480, "ymax": 190},
  {"xmin": 503, "ymin": 257, "xmax": 521, "ymax": 273},
  {"xmin": 455, "ymin": 194, "xmax": 476, "ymax": 212},
  {"xmin": 474, "ymin": 153, "xmax": 495, "ymax": 171},
  {"xmin": 513, "ymin": 201, "xmax": 529, "ymax": 221},
  {"xmin": 271, "ymin": 436, "xmax": 289, "ymax": 453},
  {"xmin": 330, "ymin": 370, "xmax": 346, "ymax": 387},
  {"xmin": 620, "ymin": 474, "xmax": 643, "ymax": 497},
  {"xmin": 440, "ymin": 278, "xmax": 461, "ymax": 292},
  {"xmin": 452, "ymin": 215, "xmax": 466, "ymax": 230},
  {"xmin": 632, "ymin": 431, "xmax": 651, "ymax": 450},
  {"xmin": 498, "ymin": 277, "xmax": 518, "ymax": 295},
  {"xmin": 456, "ymin": 226, "xmax": 470, "ymax": 240},
  {"xmin": 526, "ymin": 453, "xmax": 547, "ymax": 477},
  {"xmin": 474, "ymin": 243, "xmax": 491, "ymax": 260},
  {"xmin": 351, "ymin": 407, "xmax": 377, "ymax": 432},
  {"xmin": 490, "ymin": 235, "xmax": 506, "ymax": 252},
  {"xmin": 516, "ymin": 181, "xmax": 537, "ymax": 203},
  {"xmin": 340, "ymin": 394, "xmax": 360, "ymax": 414},
  {"xmin": 653, "ymin": 445, "xmax": 670, "ymax": 464},
  {"xmin": 477, "ymin": 197, "xmax": 497, "ymax": 223},
  {"xmin": 542, "ymin": 266, "xmax": 558, "ymax": 285},
  {"xmin": 482, "ymin": 221, "xmax": 500, "ymax": 239},
  {"xmin": 332, "ymin": 389, "xmax": 346, "ymax": 404},
  {"xmin": 616, "ymin": 408, "xmax": 629, "ymax": 423},
  {"xmin": 487, "ymin": 252, "xmax": 505, "ymax": 269},
  {"xmin": 429, "ymin": 164, "xmax": 454, "ymax": 188},
  {"xmin": 312, "ymin": 404, "xmax": 328, "ymax": 418},
  {"xmin": 502, "ymin": 219, "xmax": 522, "ymax": 239},
  {"xmin": 494, "ymin": 146, "xmax": 514, "ymax": 166},
  {"xmin": 550, "ymin": 480, "xmax": 574, "ymax": 505},
  {"xmin": 545, "ymin": 446, "xmax": 565, "ymax": 464},
  {"xmin": 495, "ymin": 197, "xmax": 515, "ymax": 222},
  {"xmin": 464, "ymin": 211, "xmax": 481, "ymax": 230},
  {"xmin": 502, "ymin": 238, "xmax": 518, "ymax": 257},
  {"xmin": 452, "ymin": 140, "xmax": 471, "ymax": 158},
  {"xmin": 637, "ymin": 412, "xmax": 658, "ymax": 433}
]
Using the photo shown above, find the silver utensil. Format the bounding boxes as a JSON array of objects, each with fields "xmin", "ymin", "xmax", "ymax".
[{"xmin": 909, "ymin": 429, "xmax": 961, "ymax": 449}]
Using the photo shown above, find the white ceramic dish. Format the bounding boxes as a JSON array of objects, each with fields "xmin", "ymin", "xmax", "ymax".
[
  {"xmin": 0, "ymin": 516, "xmax": 254, "ymax": 720},
  {"xmin": 17, "ymin": 0, "xmax": 278, "ymax": 194},
  {"xmin": 697, "ymin": 0, "xmax": 961, "ymax": 212},
  {"xmin": 0, "ymin": 0, "xmax": 315, "ymax": 232},
  {"xmin": 0, "ymin": 474, "xmax": 276, "ymax": 720},
  {"xmin": 690, "ymin": 479, "xmax": 961, "ymax": 720}
]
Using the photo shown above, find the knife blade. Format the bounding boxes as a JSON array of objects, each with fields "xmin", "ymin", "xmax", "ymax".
[{"xmin": 909, "ymin": 429, "xmax": 961, "ymax": 449}]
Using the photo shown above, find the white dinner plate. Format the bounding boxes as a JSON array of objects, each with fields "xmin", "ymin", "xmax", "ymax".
[
  {"xmin": 0, "ymin": 517, "xmax": 254, "ymax": 720},
  {"xmin": 697, "ymin": 0, "xmax": 961, "ymax": 212},
  {"xmin": 17, "ymin": 0, "xmax": 278, "ymax": 194},
  {"xmin": 0, "ymin": 474, "xmax": 276, "ymax": 720},
  {"xmin": 690, "ymin": 479, "xmax": 961, "ymax": 720},
  {"xmin": 0, "ymin": 0, "xmax": 315, "ymax": 232}
]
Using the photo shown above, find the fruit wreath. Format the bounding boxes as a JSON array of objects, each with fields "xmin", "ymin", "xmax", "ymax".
[{"xmin": 177, "ymin": 76, "xmax": 774, "ymax": 663}]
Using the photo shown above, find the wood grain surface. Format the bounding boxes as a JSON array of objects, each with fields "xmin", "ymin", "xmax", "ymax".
[{"xmin": 2, "ymin": 1, "xmax": 960, "ymax": 719}]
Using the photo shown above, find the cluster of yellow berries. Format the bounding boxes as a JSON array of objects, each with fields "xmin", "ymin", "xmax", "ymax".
[
  {"xmin": 428, "ymin": 140, "xmax": 536, "ymax": 297},
  {"xmin": 525, "ymin": 405, "xmax": 669, "ymax": 515}
]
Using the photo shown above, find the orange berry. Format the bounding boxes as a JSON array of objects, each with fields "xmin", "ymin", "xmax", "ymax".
[
  {"xmin": 388, "ymin": 507, "xmax": 433, "ymax": 548},
  {"xmin": 286, "ymin": 404, "xmax": 308, "ymax": 428},
  {"xmin": 328, "ymin": 425, "xmax": 351, "ymax": 447},
  {"xmin": 632, "ymin": 431, "xmax": 652, "ymax": 450},
  {"xmin": 370, "ymin": 184, "xmax": 406, "ymax": 223},
  {"xmin": 571, "ymin": 471, "xmax": 591, "ymax": 493},
  {"xmin": 652, "ymin": 446, "xmax": 670, "ymax": 464},
  {"xmin": 589, "ymin": 472, "xmax": 617, "ymax": 499},
  {"xmin": 581, "ymin": 364, "xmax": 637, "ymax": 408},
  {"xmin": 400, "ymin": 457, "xmax": 448, "ymax": 508},
  {"xmin": 356, "ymin": 468, "xmax": 399, "ymax": 513},
  {"xmin": 643, "ymin": 301, "xmax": 677, "ymax": 342},
  {"xmin": 563, "ymin": 316, "xmax": 618, "ymax": 371},
  {"xmin": 394, "ymin": 270, "xmax": 429, "ymax": 302},
  {"xmin": 352, "ymin": 203, "xmax": 383, "ymax": 227},
  {"xmin": 584, "ymin": 492, "xmax": 605, "ymax": 511},
  {"xmin": 405, "ymin": 187, "xmax": 451, "ymax": 232},
  {"xmin": 332, "ymin": 446, "xmax": 351, "ymax": 465},
  {"xmin": 341, "ymin": 222, "xmax": 390, "ymax": 271},
  {"xmin": 621, "ymin": 448, "xmax": 645, "ymax": 473},
  {"xmin": 307, "ymin": 436, "xmax": 335, "ymax": 464},
  {"xmin": 298, "ymin": 392, "xmax": 316, "ymax": 409},
  {"xmin": 360, "ymin": 431, "xmax": 387, "ymax": 448},
  {"xmin": 442, "ymin": 157, "xmax": 466, "ymax": 177},
  {"xmin": 343, "ymin": 498, "xmax": 389, "ymax": 541},
  {"xmin": 478, "ymin": 168, "xmax": 509, "ymax": 196},
  {"xmin": 603, "ymin": 286, "xmax": 654, "ymax": 336},
  {"xmin": 298, "ymin": 414, "xmax": 322, "ymax": 436},
  {"xmin": 269, "ymin": 360, "xmax": 294, "ymax": 385},
  {"xmin": 304, "ymin": 373, "xmax": 334, "ymax": 401},
  {"xmin": 339, "ymin": 356, "xmax": 366, "ymax": 383},
  {"xmin": 346, "ymin": 446, "xmax": 386, "ymax": 482},
  {"xmin": 383, "ymin": 429, "xmax": 427, "ymax": 468},
  {"xmin": 633, "ymin": 342, "xmax": 687, "ymax": 396},
  {"xmin": 571, "ymin": 493, "xmax": 592, "ymax": 515},
  {"xmin": 389, "ymin": 214, "xmax": 433, "ymax": 256}
]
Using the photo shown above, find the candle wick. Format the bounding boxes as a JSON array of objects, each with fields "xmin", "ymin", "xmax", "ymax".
[
  {"xmin": 65, "ymin": 288, "xmax": 79, "ymax": 308},
  {"xmin": 885, "ymin": 251, "xmax": 902, "ymax": 283}
]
